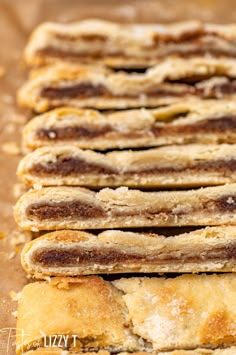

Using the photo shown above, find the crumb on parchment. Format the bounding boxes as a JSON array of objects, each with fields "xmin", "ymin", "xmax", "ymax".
[
  {"xmin": 2, "ymin": 141, "xmax": 21, "ymax": 155},
  {"xmin": 0, "ymin": 66, "xmax": 5, "ymax": 77}
]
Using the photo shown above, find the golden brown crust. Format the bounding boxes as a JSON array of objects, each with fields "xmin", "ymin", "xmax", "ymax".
[
  {"xmin": 16, "ymin": 274, "xmax": 236, "ymax": 354},
  {"xmin": 17, "ymin": 144, "xmax": 236, "ymax": 188},
  {"xmin": 22, "ymin": 101, "xmax": 236, "ymax": 151},
  {"xmin": 17, "ymin": 58, "xmax": 236, "ymax": 112},
  {"xmin": 16, "ymin": 276, "xmax": 139, "ymax": 355},
  {"xmin": 14, "ymin": 184, "xmax": 236, "ymax": 231},
  {"xmin": 21, "ymin": 226, "xmax": 236, "ymax": 277},
  {"xmin": 24, "ymin": 20, "xmax": 236, "ymax": 68}
]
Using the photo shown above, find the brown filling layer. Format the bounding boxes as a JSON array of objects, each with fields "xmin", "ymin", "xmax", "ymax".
[
  {"xmin": 41, "ymin": 83, "xmax": 108, "ymax": 99},
  {"xmin": 40, "ymin": 82, "xmax": 185, "ymax": 100},
  {"xmin": 36, "ymin": 115, "xmax": 236, "ymax": 142},
  {"xmin": 31, "ymin": 242, "xmax": 236, "ymax": 268},
  {"xmin": 26, "ymin": 194, "xmax": 236, "ymax": 221},
  {"xmin": 27, "ymin": 200, "xmax": 106, "ymax": 220},
  {"xmin": 37, "ymin": 46, "xmax": 236, "ymax": 61},
  {"xmin": 36, "ymin": 31, "xmax": 236, "ymax": 61},
  {"xmin": 30, "ymin": 157, "xmax": 236, "ymax": 177},
  {"xmin": 31, "ymin": 157, "xmax": 116, "ymax": 175}
]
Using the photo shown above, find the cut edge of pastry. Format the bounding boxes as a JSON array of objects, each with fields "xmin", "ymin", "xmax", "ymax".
[{"xmin": 21, "ymin": 226, "xmax": 236, "ymax": 278}]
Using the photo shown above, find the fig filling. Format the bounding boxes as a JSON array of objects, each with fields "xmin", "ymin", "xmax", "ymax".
[
  {"xmin": 36, "ymin": 31, "xmax": 236, "ymax": 60},
  {"xmin": 26, "ymin": 194, "xmax": 236, "ymax": 221},
  {"xmin": 31, "ymin": 242, "xmax": 236, "ymax": 268},
  {"xmin": 40, "ymin": 79, "xmax": 236, "ymax": 100},
  {"xmin": 27, "ymin": 200, "xmax": 106, "ymax": 220},
  {"xmin": 36, "ymin": 115, "xmax": 236, "ymax": 142},
  {"xmin": 30, "ymin": 157, "xmax": 236, "ymax": 177}
]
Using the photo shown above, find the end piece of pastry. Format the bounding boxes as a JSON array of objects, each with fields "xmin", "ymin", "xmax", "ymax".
[
  {"xmin": 22, "ymin": 101, "xmax": 236, "ymax": 151},
  {"xmin": 21, "ymin": 226, "xmax": 236, "ymax": 277},
  {"xmin": 24, "ymin": 20, "xmax": 236, "ymax": 68},
  {"xmin": 17, "ymin": 58, "xmax": 236, "ymax": 112},
  {"xmin": 14, "ymin": 184, "xmax": 236, "ymax": 230},
  {"xmin": 17, "ymin": 144, "xmax": 236, "ymax": 188},
  {"xmin": 16, "ymin": 274, "xmax": 236, "ymax": 354}
]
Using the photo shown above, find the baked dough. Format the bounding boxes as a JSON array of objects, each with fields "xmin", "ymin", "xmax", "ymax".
[
  {"xmin": 16, "ymin": 274, "xmax": 236, "ymax": 354},
  {"xmin": 21, "ymin": 226, "xmax": 236, "ymax": 277},
  {"xmin": 23, "ymin": 349, "xmax": 236, "ymax": 354},
  {"xmin": 22, "ymin": 100, "xmax": 236, "ymax": 151},
  {"xmin": 24, "ymin": 20, "xmax": 236, "ymax": 68},
  {"xmin": 17, "ymin": 58, "xmax": 236, "ymax": 112},
  {"xmin": 17, "ymin": 144, "xmax": 236, "ymax": 188},
  {"xmin": 23, "ymin": 100, "xmax": 236, "ymax": 150},
  {"xmin": 14, "ymin": 184, "xmax": 236, "ymax": 230}
]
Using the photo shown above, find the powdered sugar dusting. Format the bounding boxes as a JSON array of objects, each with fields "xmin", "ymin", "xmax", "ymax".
[{"xmin": 135, "ymin": 313, "xmax": 176, "ymax": 346}]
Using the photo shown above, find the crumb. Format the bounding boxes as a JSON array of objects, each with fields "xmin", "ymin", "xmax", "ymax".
[
  {"xmin": 2, "ymin": 141, "xmax": 21, "ymax": 155},
  {"xmin": 9, "ymin": 112, "xmax": 26, "ymax": 124},
  {"xmin": 15, "ymin": 246, "xmax": 22, "ymax": 254},
  {"xmin": 33, "ymin": 183, "xmax": 42, "ymax": 190},
  {"xmin": 10, "ymin": 231, "xmax": 31, "ymax": 246},
  {"xmin": 8, "ymin": 251, "xmax": 16, "ymax": 259},
  {"xmin": 13, "ymin": 183, "xmax": 27, "ymax": 199},
  {"xmin": 11, "ymin": 232, "xmax": 26, "ymax": 246},
  {"xmin": 11, "ymin": 310, "xmax": 18, "ymax": 318},
  {"xmin": 0, "ymin": 66, "xmax": 5, "ymax": 77},
  {"xmin": 0, "ymin": 232, "xmax": 5, "ymax": 239},
  {"xmin": 9, "ymin": 291, "xmax": 22, "ymax": 301},
  {"xmin": 2, "ymin": 94, "xmax": 14, "ymax": 104}
]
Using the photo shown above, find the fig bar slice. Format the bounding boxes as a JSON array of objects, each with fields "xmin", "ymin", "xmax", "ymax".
[
  {"xmin": 21, "ymin": 226, "xmax": 236, "ymax": 277},
  {"xmin": 17, "ymin": 144, "xmax": 236, "ymax": 188},
  {"xmin": 16, "ymin": 274, "xmax": 236, "ymax": 354},
  {"xmin": 24, "ymin": 19, "xmax": 236, "ymax": 68},
  {"xmin": 14, "ymin": 184, "xmax": 236, "ymax": 231},
  {"xmin": 17, "ymin": 58, "xmax": 236, "ymax": 112},
  {"xmin": 22, "ymin": 101, "xmax": 236, "ymax": 151}
]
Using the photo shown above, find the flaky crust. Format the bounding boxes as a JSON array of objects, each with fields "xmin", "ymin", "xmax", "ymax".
[
  {"xmin": 17, "ymin": 144, "xmax": 236, "ymax": 188},
  {"xmin": 16, "ymin": 274, "xmax": 236, "ymax": 354},
  {"xmin": 21, "ymin": 226, "xmax": 236, "ymax": 277},
  {"xmin": 13, "ymin": 184, "xmax": 236, "ymax": 230},
  {"xmin": 22, "ymin": 100, "xmax": 236, "ymax": 151},
  {"xmin": 24, "ymin": 20, "xmax": 236, "ymax": 68},
  {"xmin": 17, "ymin": 58, "xmax": 236, "ymax": 111}
]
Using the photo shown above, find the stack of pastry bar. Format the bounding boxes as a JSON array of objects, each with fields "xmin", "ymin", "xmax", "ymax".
[{"xmin": 14, "ymin": 20, "xmax": 236, "ymax": 355}]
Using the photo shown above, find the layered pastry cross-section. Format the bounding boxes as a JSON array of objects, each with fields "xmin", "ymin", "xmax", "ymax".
[
  {"xmin": 22, "ymin": 101, "xmax": 236, "ymax": 151},
  {"xmin": 17, "ymin": 144, "xmax": 236, "ymax": 188},
  {"xmin": 16, "ymin": 274, "xmax": 236, "ymax": 354},
  {"xmin": 24, "ymin": 20, "xmax": 236, "ymax": 68},
  {"xmin": 14, "ymin": 184, "xmax": 236, "ymax": 230},
  {"xmin": 21, "ymin": 226, "xmax": 236, "ymax": 277},
  {"xmin": 17, "ymin": 58, "xmax": 236, "ymax": 112}
]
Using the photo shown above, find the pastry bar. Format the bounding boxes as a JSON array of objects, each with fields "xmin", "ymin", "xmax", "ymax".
[
  {"xmin": 23, "ymin": 349, "xmax": 236, "ymax": 354},
  {"xmin": 21, "ymin": 226, "xmax": 236, "ymax": 277},
  {"xmin": 14, "ymin": 184, "xmax": 236, "ymax": 230},
  {"xmin": 17, "ymin": 144, "xmax": 236, "ymax": 188},
  {"xmin": 16, "ymin": 274, "xmax": 236, "ymax": 354},
  {"xmin": 24, "ymin": 19, "xmax": 236, "ymax": 68},
  {"xmin": 22, "ymin": 101, "xmax": 236, "ymax": 151},
  {"xmin": 17, "ymin": 58, "xmax": 236, "ymax": 112}
]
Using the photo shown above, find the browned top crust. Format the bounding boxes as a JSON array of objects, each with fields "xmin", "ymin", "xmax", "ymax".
[
  {"xmin": 24, "ymin": 20, "xmax": 236, "ymax": 68},
  {"xmin": 17, "ymin": 58, "xmax": 236, "ymax": 111},
  {"xmin": 16, "ymin": 274, "xmax": 236, "ymax": 354}
]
